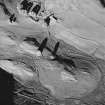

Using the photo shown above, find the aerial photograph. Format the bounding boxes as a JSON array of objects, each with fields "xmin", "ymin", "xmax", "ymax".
[{"xmin": 0, "ymin": 0, "xmax": 105, "ymax": 105}]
